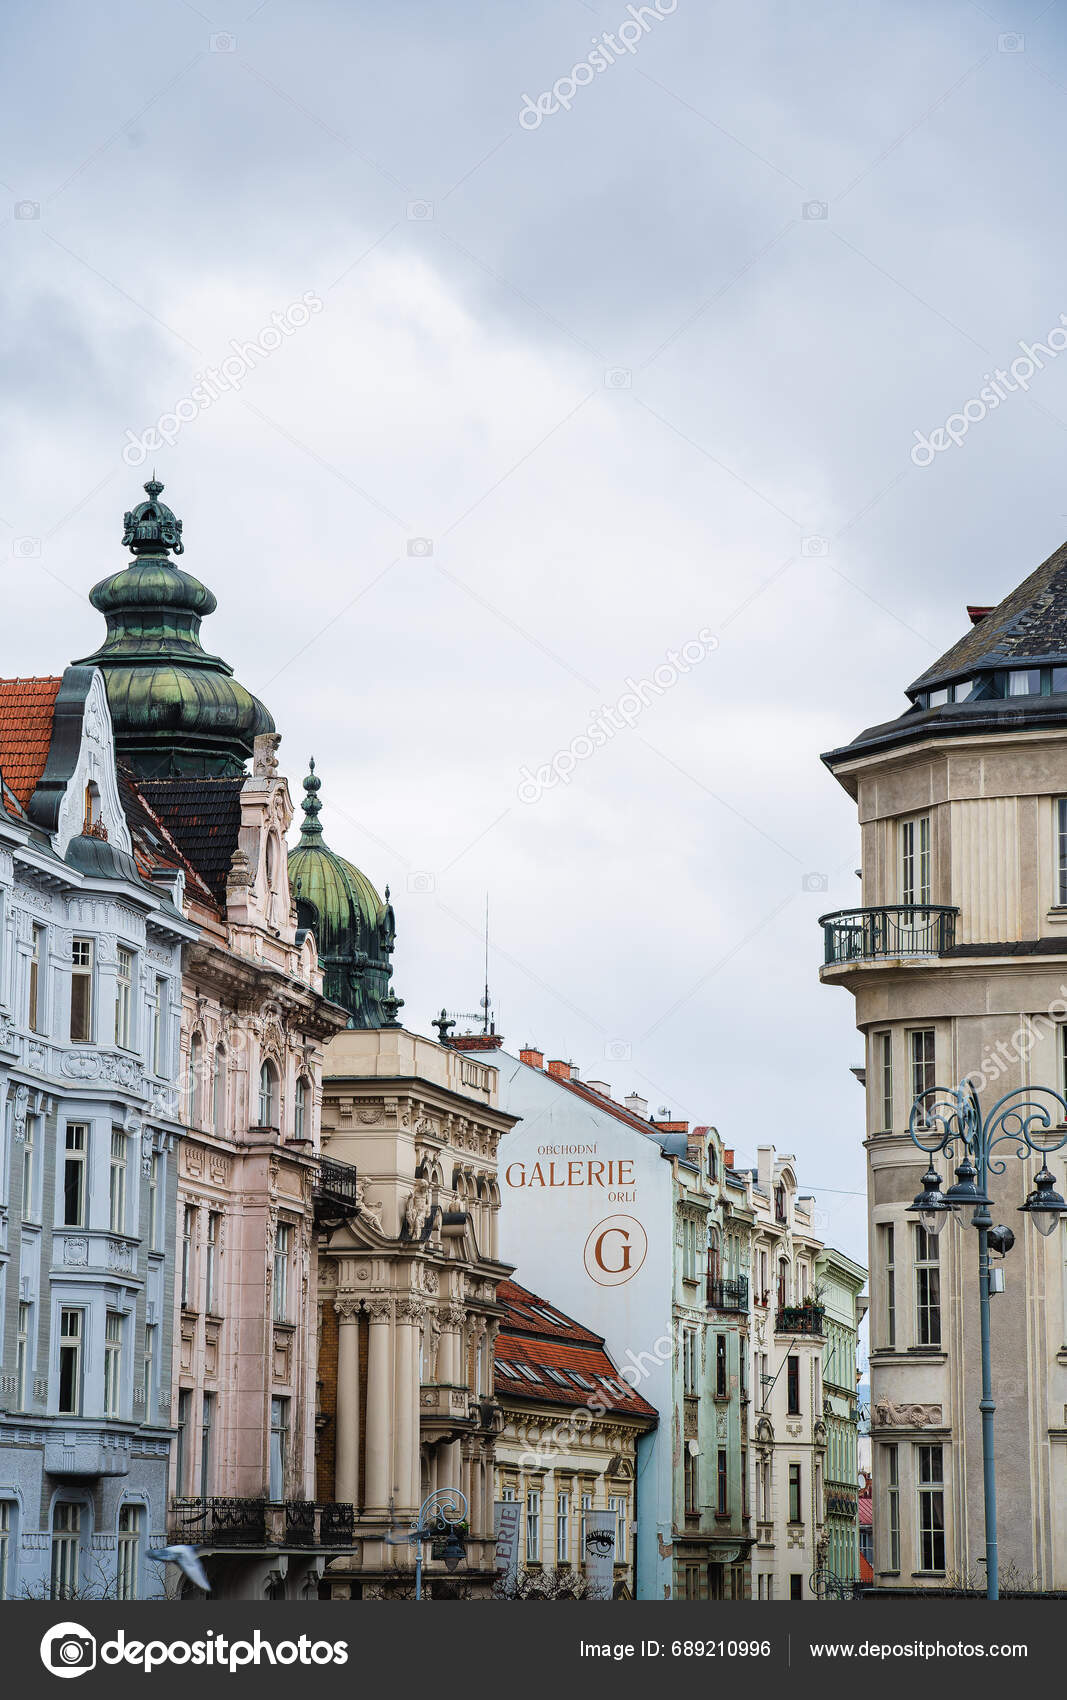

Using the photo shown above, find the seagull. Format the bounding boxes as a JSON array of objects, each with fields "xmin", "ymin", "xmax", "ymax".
[{"xmin": 147, "ymin": 1545, "xmax": 211, "ymax": 1592}]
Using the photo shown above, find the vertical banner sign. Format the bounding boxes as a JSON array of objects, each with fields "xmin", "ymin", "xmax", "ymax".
[
  {"xmin": 494, "ymin": 1500, "xmax": 521, "ymax": 1588},
  {"xmin": 583, "ymin": 1509, "xmax": 616, "ymax": 1598}
]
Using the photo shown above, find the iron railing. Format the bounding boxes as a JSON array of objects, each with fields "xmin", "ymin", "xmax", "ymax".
[
  {"xmin": 707, "ymin": 1275, "xmax": 749, "ymax": 1312},
  {"xmin": 313, "ymin": 1156, "xmax": 360, "ymax": 1218},
  {"xmin": 820, "ymin": 904, "xmax": 958, "ymax": 966},
  {"xmin": 776, "ymin": 1304, "xmax": 825, "ymax": 1336},
  {"xmin": 168, "ymin": 1498, "xmax": 355, "ymax": 1548}
]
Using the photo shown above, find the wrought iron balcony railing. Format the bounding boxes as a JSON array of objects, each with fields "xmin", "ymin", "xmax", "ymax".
[
  {"xmin": 313, "ymin": 1156, "xmax": 360, "ymax": 1220},
  {"xmin": 819, "ymin": 904, "xmax": 958, "ymax": 966},
  {"xmin": 168, "ymin": 1497, "xmax": 355, "ymax": 1548},
  {"xmin": 707, "ymin": 1275, "xmax": 749, "ymax": 1312},
  {"xmin": 776, "ymin": 1304, "xmax": 825, "ymax": 1336}
]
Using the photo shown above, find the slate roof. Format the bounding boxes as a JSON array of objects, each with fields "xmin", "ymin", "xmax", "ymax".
[
  {"xmin": 911, "ymin": 537, "xmax": 1067, "ymax": 690},
  {"xmin": 0, "ymin": 676, "xmax": 62, "ymax": 809},
  {"xmin": 495, "ymin": 1279, "xmax": 657, "ymax": 1421},
  {"xmin": 117, "ymin": 765, "xmax": 217, "ymax": 905},
  {"xmin": 135, "ymin": 776, "xmax": 243, "ymax": 902}
]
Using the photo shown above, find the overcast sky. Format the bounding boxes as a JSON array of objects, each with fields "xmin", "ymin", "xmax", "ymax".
[{"xmin": 5, "ymin": 0, "xmax": 1067, "ymax": 1264}]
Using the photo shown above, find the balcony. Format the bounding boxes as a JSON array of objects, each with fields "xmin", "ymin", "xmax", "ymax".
[
  {"xmin": 168, "ymin": 1498, "xmax": 355, "ymax": 1548},
  {"xmin": 776, "ymin": 1303, "xmax": 825, "ymax": 1336},
  {"xmin": 707, "ymin": 1275, "xmax": 749, "ymax": 1313},
  {"xmin": 819, "ymin": 904, "xmax": 958, "ymax": 967},
  {"xmin": 313, "ymin": 1156, "xmax": 360, "ymax": 1223}
]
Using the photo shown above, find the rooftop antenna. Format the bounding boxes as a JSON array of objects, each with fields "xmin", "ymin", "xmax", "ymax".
[{"xmin": 482, "ymin": 892, "xmax": 490, "ymax": 1035}]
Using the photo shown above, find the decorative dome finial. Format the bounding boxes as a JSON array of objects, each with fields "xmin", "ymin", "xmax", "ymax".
[
  {"xmin": 121, "ymin": 477, "xmax": 184, "ymax": 556},
  {"xmin": 299, "ymin": 759, "xmax": 324, "ymax": 843}
]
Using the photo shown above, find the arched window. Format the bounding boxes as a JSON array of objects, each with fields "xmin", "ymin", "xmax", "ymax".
[
  {"xmin": 212, "ymin": 1045, "xmax": 226, "ymax": 1135},
  {"xmin": 293, "ymin": 1076, "xmax": 310, "ymax": 1140},
  {"xmin": 707, "ymin": 1144, "xmax": 718, "ymax": 1182},
  {"xmin": 259, "ymin": 1061, "xmax": 278, "ymax": 1128},
  {"xmin": 187, "ymin": 1034, "xmax": 203, "ymax": 1125},
  {"xmin": 707, "ymin": 1225, "xmax": 722, "ymax": 1286}
]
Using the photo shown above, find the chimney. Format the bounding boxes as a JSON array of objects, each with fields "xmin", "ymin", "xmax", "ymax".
[
  {"xmin": 967, "ymin": 605, "xmax": 993, "ymax": 625},
  {"xmin": 723, "ymin": 1148, "xmax": 734, "ymax": 1169},
  {"xmin": 569, "ymin": 1063, "xmax": 580, "ymax": 1081},
  {"xmin": 547, "ymin": 1059, "xmax": 571, "ymax": 1081},
  {"xmin": 519, "ymin": 1047, "xmax": 544, "ymax": 1070},
  {"xmin": 653, "ymin": 1119, "xmax": 689, "ymax": 1136},
  {"xmin": 585, "ymin": 1080, "xmax": 612, "ymax": 1098},
  {"xmin": 624, "ymin": 1092, "xmax": 648, "ymax": 1118},
  {"xmin": 448, "ymin": 1033, "xmax": 503, "ymax": 1052}
]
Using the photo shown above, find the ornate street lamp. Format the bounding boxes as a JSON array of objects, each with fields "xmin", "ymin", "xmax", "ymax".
[
  {"xmin": 906, "ymin": 1079, "xmax": 1067, "ymax": 1599},
  {"xmin": 386, "ymin": 1488, "xmax": 469, "ymax": 1600}
]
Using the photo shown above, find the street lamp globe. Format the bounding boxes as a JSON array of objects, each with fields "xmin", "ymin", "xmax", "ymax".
[
  {"xmin": 1019, "ymin": 1165, "xmax": 1067, "ymax": 1238},
  {"xmin": 910, "ymin": 1163, "xmax": 955, "ymax": 1237}
]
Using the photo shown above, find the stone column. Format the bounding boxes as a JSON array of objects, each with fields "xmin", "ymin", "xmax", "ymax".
[
  {"xmin": 395, "ymin": 1299, "xmax": 424, "ymax": 1512},
  {"xmin": 364, "ymin": 1297, "xmax": 394, "ymax": 1513},
  {"xmin": 333, "ymin": 1298, "xmax": 362, "ymax": 1506}
]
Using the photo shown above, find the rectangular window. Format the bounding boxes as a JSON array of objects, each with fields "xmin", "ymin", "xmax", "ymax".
[
  {"xmin": 788, "ymin": 1462, "xmax": 802, "ymax": 1524},
  {"xmin": 205, "ymin": 1212, "xmax": 220, "ymax": 1314},
  {"xmin": 682, "ymin": 1215, "xmax": 698, "ymax": 1282},
  {"xmin": 148, "ymin": 1151, "xmax": 163, "ymax": 1253},
  {"xmin": 181, "ymin": 1206, "xmax": 196, "ymax": 1308},
  {"xmin": 741, "ymin": 1448, "xmax": 748, "ymax": 1519},
  {"xmin": 28, "ymin": 924, "xmax": 45, "ymax": 1033},
  {"xmin": 104, "ymin": 1312, "xmax": 123, "ymax": 1418},
  {"xmin": 790, "ymin": 1572, "xmax": 803, "ymax": 1600},
  {"xmin": 910, "ymin": 1028, "xmax": 936, "ymax": 1125},
  {"xmin": 70, "ymin": 937, "xmax": 93, "ymax": 1043},
  {"xmin": 15, "ymin": 1302, "xmax": 31, "ymax": 1410},
  {"xmin": 878, "ymin": 1222, "xmax": 896, "ymax": 1347},
  {"xmin": 51, "ymin": 1504, "xmax": 80, "ymax": 1600},
  {"xmin": 556, "ymin": 1489, "xmax": 570, "ymax": 1563},
  {"xmin": 0, "ymin": 1502, "xmax": 9, "ymax": 1601},
  {"xmin": 21, "ymin": 1114, "xmax": 36, "ymax": 1218},
  {"xmin": 608, "ymin": 1494, "xmax": 627, "ymax": 1564},
  {"xmin": 885, "ymin": 1443, "xmax": 900, "ymax": 1572},
  {"xmin": 917, "ymin": 1444, "xmax": 946, "ymax": 1572},
  {"xmin": 684, "ymin": 1450, "xmax": 698, "ymax": 1515},
  {"xmin": 175, "ymin": 1389, "xmax": 191, "ymax": 1494},
  {"xmin": 787, "ymin": 1354, "xmax": 800, "ymax": 1415},
  {"xmin": 116, "ymin": 1505, "xmax": 141, "ymax": 1601},
  {"xmin": 901, "ymin": 816, "xmax": 931, "ymax": 905},
  {"xmin": 110, "ymin": 1129, "xmax": 127, "ymax": 1234},
  {"xmin": 143, "ymin": 1324, "xmax": 157, "ymax": 1425},
  {"xmin": 914, "ymin": 1223, "xmax": 941, "ymax": 1346},
  {"xmin": 526, "ymin": 1490, "xmax": 541, "ymax": 1562},
  {"xmin": 63, "ymin": 1124, "xmax": 87, "ymax": 1227},
  {"xmin": 876, "ymin": 1031, "xmax": 892, "ymax": 1130},
  {"xmin": 200, "ymin": 1391, "xmax": 215, "ymax": 1494},
  {"xmin": 717, "ymin": 1448, "xmax": 728, "ymax": 1516},
  {"xmin": 58, "ymin": 1310, "xmax": 82, "ymax": 1416},
  {"xmin": 1059, "ymin": 800, "xmax": 1067, "ymax": 907},
  {"xmin": 273, "ymin": 1223, "xmax": 291, "ymax": 1323},
  {"xmin": 715, "ymin": 1333, "xmax": 727, "ymax": 1398},
  {"xmin": 269, "ymin": 1396, "xmax": 289, "ymax": 1499},
  {"xmin": 115, "ymin": 945, "xmax": 134, "ymax": 1049},
  {"xmin": 682, "ymin": 1328, "xmax": 697, "ymax": 1394},
  {"xmin": 1009, "ymin": 668, "xmax": 1040, "ymax": 696},
  {"xmin": 153, "ymin": 978, "xmax": 167, "ymax": 1076}
]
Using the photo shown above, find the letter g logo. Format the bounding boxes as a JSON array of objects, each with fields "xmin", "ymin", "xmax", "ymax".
[{"xmin": 583, "ymin": 1214, "xmax": 647, "ymax": 1286}]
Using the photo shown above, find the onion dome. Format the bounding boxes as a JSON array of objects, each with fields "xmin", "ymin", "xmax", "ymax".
[
  {"xmin": 288, "ymin": 760, "xmax": 398, "ymax": 1029},
  {"xmin": 74, "ymin": 479, "xmax": 274, "ymax": 778}
]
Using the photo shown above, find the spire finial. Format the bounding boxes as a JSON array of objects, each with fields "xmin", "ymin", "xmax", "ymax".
[{"xmin": 299, "ymin": 758, "xmax": 324, "ymax": 844}]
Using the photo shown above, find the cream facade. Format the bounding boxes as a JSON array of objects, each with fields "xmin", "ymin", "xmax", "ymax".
[
  {"xmin": 821, "ymin": 549, "xmax": 1067, "ymax": 1591},
  {"xmin": 316, "ymin": 1026, "xmax": 515, "ymax": 1599}
]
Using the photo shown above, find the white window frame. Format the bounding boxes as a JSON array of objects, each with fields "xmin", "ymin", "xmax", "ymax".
[
  {"xmin": 272, "ymin": 1223, "xmax": 291, "ymax": 1323},
  {"xmin": 110, "ymin": 1129, "xmax": 127, "ymax": 1234},
  {"xmin": 526, "ymin": 1489, "xmax": 541, "ymax": 1562},
  {"xmin": 116, "ymin": 1504, "xmax": 141, "ymax": 1600},
  {"xmin": 104, "ymin": 1312, "xmax": 123, "ymax": 1418},
  {"xmin": 63, "ymin": 1124, "xmax": 87, "ymax": 1228},
  {"xmin": 115, "ymin": 945, "xmax": 134, "ymax": 1049},
  {"xmin": 556, "ymin": 1488, "xmax": 570, "ymax": 1563},
  {"xmin": 901, "ymin": 815, "xmax": 931, "ymax": 905},
  {"xmin": 50, "ymin": 1503, "xmax": 81, "ymax": 1600},
  {"xmin": 58, "ymin": 1309, "xmax": 83, "ymax": 1417},
  {"xmin": 70, "ymin": 937, "xmax": 94, "ymax": 1043}
]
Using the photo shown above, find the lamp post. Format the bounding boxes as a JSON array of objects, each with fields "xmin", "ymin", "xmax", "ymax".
[
  {"xmin": 386, "ymin": 1488, "xmax": 468, "ymax": 1600},
  {"xmin": 906, "ymin": 1079, "xmax": 1067, "ymax": 1600}
]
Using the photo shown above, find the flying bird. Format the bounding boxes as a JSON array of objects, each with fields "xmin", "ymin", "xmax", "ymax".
[{"xmin": 147, "ymin": 1545, "xmax": 211, "ymax": 1592}]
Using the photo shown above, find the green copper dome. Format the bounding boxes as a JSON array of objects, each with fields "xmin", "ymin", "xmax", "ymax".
[
  {"xmin": 288, "ymin": 760, "xmax": 400, "ymax": 1029},
  {"xmin": 74, "ymin": 479, "xmax": 274, "ymax": 777}
]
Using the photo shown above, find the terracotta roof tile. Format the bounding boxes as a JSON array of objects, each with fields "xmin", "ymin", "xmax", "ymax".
[
  {"xmin": 495, "ymin": 1279, "xmax": 657, "ymax": 1420},
  {"xmin": 0, "ymin": 676, "xmax": 61, "ymax": 807}
]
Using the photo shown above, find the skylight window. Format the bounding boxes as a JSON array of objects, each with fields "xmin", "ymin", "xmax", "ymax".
[
  {"xmin": 515, "ymin": 1362, "xmax": 542, "ymax": 1382},
  {"xmin": 543, "ymin": 1367, "xmax": 570, "ymax": 1385},
  {"xmin": 530, "ymin": 1305, "xmax": 567, "ymax": 1325},
  {"xmin": 496, "ymin": 1361, "xmax": 519, "ymax": 1378},
  {"xmin": 567, "ymin": 1371, "xmax": 595, "ymax": 1390}
]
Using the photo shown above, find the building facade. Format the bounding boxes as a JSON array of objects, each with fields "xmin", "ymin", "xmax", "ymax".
[
  {"xmin": 821, "ymin": 541, "xmax": 1067, "ymax": 1592},
  {"xmin": 816, "ymin": 1247, "xmax": 867, "ymax": 1589},
  {"xmin": 492, "ymin": 1277, "xmax": 656, "ymax": 1598},
  {"xmin": 0, "ymin": 668, "xmax": 193, "ymax": 1599},
  {"xmin": 493, "ymin": 1047, "xmax": 751, "ymax": 1599}
]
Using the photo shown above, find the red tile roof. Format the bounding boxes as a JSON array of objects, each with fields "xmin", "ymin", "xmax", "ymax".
[
  {"xmin": 0, "ymin": 677, "xmax": 61, "ymax": 809},
  {"xmin": 495, "ymin": 1279, "xmax": 657, "ymax": 1421}
]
